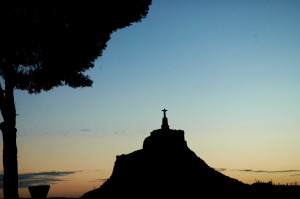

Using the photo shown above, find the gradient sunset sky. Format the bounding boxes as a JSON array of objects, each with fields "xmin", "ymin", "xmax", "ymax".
[{"xmin": 1, "ymin": 0, "xmax": 300, "ymax": 198}]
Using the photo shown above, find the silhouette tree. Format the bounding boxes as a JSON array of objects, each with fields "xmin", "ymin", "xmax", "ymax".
[{"xmin": 0, "ymin": 0, "xmax": 152, "ymax": 198}]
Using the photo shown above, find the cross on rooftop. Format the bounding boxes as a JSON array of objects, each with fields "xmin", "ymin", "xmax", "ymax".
[{"xmin": 162, "ymin": 108, "xmax": 167, "ymax": 118}]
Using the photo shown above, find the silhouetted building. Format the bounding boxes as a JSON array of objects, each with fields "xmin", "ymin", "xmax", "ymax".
[{"xmin": 81, "ymin": 109, "xmax": 248, "ymax": 198}]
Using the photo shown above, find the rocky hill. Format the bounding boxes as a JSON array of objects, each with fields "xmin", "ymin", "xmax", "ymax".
[{"xmin": 81, "ymin": 110, "xmax": 249, "ymax": 198}]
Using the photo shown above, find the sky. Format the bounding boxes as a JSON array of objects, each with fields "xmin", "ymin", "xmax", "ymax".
[{"xmin": 1, "ymin": 0, "xmax": 300, "ymax": 198}]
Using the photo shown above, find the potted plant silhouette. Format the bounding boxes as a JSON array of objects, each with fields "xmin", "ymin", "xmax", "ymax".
[{"xmin": 28, "ymin": 184, "xmax": 50, "ymax": 198}]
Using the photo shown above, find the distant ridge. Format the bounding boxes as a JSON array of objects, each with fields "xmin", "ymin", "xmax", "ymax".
[{"xmin": 81, "ymin": 109, "xmax": 248, "ymax": 198}]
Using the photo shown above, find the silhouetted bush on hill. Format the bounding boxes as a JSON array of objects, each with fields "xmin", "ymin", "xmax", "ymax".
[{"xmin": 247, "ymin": 180, "xmax": 300, "ymax": 197}]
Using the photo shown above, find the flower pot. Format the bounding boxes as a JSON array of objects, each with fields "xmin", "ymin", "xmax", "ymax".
[{"xmin": 28, "ymin": 185, "xmax": 50, "ymax": 198}]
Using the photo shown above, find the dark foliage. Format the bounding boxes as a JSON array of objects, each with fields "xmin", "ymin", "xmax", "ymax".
[{"xmin": 0, "ymin": 0, "xmax": 152, "ymax": 93}]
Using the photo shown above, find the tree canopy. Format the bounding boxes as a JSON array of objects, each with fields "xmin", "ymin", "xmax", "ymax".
[{"xmin": 0, "ymin": 0, "xmax": 152, "ymax": 93}]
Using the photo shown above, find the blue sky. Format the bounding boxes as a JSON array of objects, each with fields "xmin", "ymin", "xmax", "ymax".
[{"xmin": 1, "ymin": 0, "xmax": 300, "ymax": 198}]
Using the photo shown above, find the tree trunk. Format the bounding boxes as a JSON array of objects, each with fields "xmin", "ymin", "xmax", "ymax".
[
  {"xmin": 1, "ymin": 123, "xmax": 19, "ymax": 199},
  {"xmin": 0, "ymin": 65, "xmax": 19, "ymax": 198}
]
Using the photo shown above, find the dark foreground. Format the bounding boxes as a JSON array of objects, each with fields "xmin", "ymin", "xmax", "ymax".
[{"xmin": 20, "ymin": 184, "xmax": 300, "ymax": 199}]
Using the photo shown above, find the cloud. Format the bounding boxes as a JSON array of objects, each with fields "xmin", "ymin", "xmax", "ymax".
[
  {"xmin": 80, "ymin": 128, "xmax": 91, "ymax": 132},
  {"xmin": 232, "ymin": 169, "xmax": 300, "ymax": 174},
  {"xmin": 0, "ymin": 171, "xmax": 80, "ymax": 188},
  {"xmin": 215, "ymin": 168, "xmax": 300, "ymax": 177},
  {"xmin": 88, "ymin": 178, "xmax": 108, "ymax": 183},
  {"xmin": 114, "ymin": 130, "xmax": 127, "ymax": 135},
  {"xmin": 214, "ymin": 168, "xmax": 227, "ymax": 172}
]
